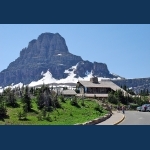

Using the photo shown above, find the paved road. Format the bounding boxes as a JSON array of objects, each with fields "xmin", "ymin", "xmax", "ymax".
[{"xmin": 119, "ymin": 110, "xmax": 150, "ymax": 125}]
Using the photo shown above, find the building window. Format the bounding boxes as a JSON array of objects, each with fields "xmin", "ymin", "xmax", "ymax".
[
  {"xmin": 96, "ymin": 88, "xmax": 98, "ymax": 93},
  {"xmin": 100, "ymin": 88, "xmax": 106, "ymax": 93}
]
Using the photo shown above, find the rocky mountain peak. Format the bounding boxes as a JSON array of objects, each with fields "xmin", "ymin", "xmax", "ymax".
[
  {"xmin": 0, "ymin": 32, "xmax": 83, "ymax": 86},
  {"xmin": 37, "ymin": 32, "xmax": 69, "ymax": 53},
  {"xmin": 20, "ymin": 32, "xmax": 69, "ymax": 59}
]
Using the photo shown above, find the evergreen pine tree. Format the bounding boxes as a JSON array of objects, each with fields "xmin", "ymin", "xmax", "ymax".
[
  {"xmin": 123, "ymin": 85, "xmax": 127, "ymax": 91},
  {"xmin": 22, "ymin": 86, "xmax": 32, "ymax": 112},
  {"xmin": 0, "ymin": 95, "xmax": 7, "ymax": 118},
  {"xmin": 146, "ymin": 89, "xmax": 149, "ymax": 95}
]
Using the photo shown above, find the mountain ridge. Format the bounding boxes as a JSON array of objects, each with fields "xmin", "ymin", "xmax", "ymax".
[{"xmin": 0, "ymin": 32, "xmax": 118, "ymax": 87}]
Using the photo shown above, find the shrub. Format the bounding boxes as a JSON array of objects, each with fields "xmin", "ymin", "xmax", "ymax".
[
  {"xmin": 37, "ymin": 112, "xmax": 43, "ymax": 121},
  {"xmin": 42, "ymin": 107, "xmax": 47, "ymax": 119},
  {"xmin": 81, "ymin": 99, "xmax": 85, "ymax": 106},
  {"xmin": 45, "ymin": 113, "xmax": 52, "ymax": 122},
  {"xmin": 70, "ymin": 96, "xmax": 80, "ymax": 108},
  {"xmin": 37, "ymin": 110, "xmax": 52, "ymax": 122},
  {"xmin": 130, "ymin": 103, "xmax": 139, "ymax": 110},
  {"xmin": 17, "ymin": 111, "xmax": 22, "ymax": 120},
  {"xmin": 49, "ymin": 106, "xmax": 53, "ymax": 112},
  {"xmin": 54, "ymin": 116, "xmax": 57, "ymax": 121},
  {"xmin": 107, "ymin": 92, "xmax": 118, "ymax": 104},
  {"xmin": 17, "ymin": 109, "xmax": 27, "ymax": 120},
  {"xmin": 22, "ymin": 111, "xmax": 27, "ymax": 120},
  {"xmin": 54, "ymin": 99, "xmax": 61, "ymax": 108},
  {"xmin": 94, "ymin": 104, "xmax": 103, "ymax": 113},
  {"xmin": 59, "ymin": 95, "xmax": 65, "ymax": 103},
  {"xmin": 70, "ymin": 112, "xmax": 73, "ymax": 116}
]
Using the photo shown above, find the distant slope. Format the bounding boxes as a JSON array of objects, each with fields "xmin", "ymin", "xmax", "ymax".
[{"xmin": 112, "ymin": 78, "xmax": 150, "ymax": 94}]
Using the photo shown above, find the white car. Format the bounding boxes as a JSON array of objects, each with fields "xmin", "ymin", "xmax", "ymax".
[
  {"xmin": 146, "ymin": 106, "xmax": 150, "ymax": 112},
  {"xmin": 141, "ymin": 104, "xmax": 150, "ymax": 112}
]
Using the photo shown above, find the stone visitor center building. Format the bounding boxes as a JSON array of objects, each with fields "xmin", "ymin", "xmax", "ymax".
[{"xmin": 76, "ymin": 77, "xmax": 129, "ymax": 98}]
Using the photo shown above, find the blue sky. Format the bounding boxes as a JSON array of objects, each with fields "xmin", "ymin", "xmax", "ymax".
[{"xmin": 0, "ymin": 24, "xmax": 150, "ymax": 79}]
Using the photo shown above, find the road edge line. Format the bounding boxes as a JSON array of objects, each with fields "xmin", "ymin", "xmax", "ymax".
[{"xmin": 113, "ymin": 114, "xmax": 125, "ymax": 125}]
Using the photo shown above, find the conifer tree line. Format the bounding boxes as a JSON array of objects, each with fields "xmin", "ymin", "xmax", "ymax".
[
  {"xmin": 107, "ymin": 88, "xmax": 149, "ymax": 108},
  {"xmin": 0, "ymin": 84, "xmax": 61, "ymax": 120}
]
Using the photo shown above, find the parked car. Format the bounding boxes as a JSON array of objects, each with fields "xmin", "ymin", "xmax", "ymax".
[
  {"xmin": 136, "ymin": 106, "xmax": 141, "ymax": 111},
  {"xmin": 146, "ymin": 106, "xmax": 150, "ymax": 112},
  {"xmin": 141, "ymin": 104, "xmax": 150, "ymax": 112}
]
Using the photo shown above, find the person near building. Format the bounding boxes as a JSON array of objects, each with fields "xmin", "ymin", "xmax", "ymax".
[{"xmin": 122, "ymin": 105, "xmax": 125, "ymax": 114}]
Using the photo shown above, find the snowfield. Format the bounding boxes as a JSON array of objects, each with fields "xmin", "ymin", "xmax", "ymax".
[{"xmin": 0, "ymin": 63, "xmax": 122, "ymax": 91}]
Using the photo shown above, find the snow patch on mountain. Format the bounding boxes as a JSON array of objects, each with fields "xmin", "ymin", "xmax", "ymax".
[
  {"xmin": 0, "ymin": 87, "xmax": 3, "ymax": 93},
  {"xmin": 12, "ymin": 82, "xmax": 24, "ymax": 88},
  {"xmin": 28, "ymin": 63, "xmax": 95, "ymax": 87},
  {"xmin": 29, "ymin": 70, "xmax": 57, "ymax": 87},
  {"xmin": 1, "ymin": 63, "xmax": 124, "ymax": 89}
]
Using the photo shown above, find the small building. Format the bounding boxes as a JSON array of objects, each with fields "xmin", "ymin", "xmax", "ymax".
[
  {"xmin": 76, "ymin": 77, "xmax": 129, "ymax": 98},
  {"xmin": 61, "ymin": 89, "xmax": 77, "ymax": 97}
]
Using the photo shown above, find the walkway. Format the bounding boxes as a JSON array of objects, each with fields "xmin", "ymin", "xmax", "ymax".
[{"xmin": 96, "ymin": 111, "xmax": 125, "ymax": 125}]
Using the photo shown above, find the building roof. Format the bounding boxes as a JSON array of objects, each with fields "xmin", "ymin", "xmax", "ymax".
[
  {"xmin": 61, "ymin": 89, "xmax": 77, "ymax": 95},
  {"xmin": 78, "ymin": 80, "xmax": 128, "ymax": 95}
]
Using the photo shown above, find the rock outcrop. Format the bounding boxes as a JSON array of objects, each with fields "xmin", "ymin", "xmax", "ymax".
[{"xmin": 74, "ymin": 61, "xmax": 114, "ymax": 78}]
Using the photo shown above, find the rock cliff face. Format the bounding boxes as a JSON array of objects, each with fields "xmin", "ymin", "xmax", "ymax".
[
  {"xmin": 0, "ymin": 32, "xmax": 115, "ymax": 87},
  {"xmin": 74, "ymin": 61, "xmax": 114, "ymax": 78}
]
